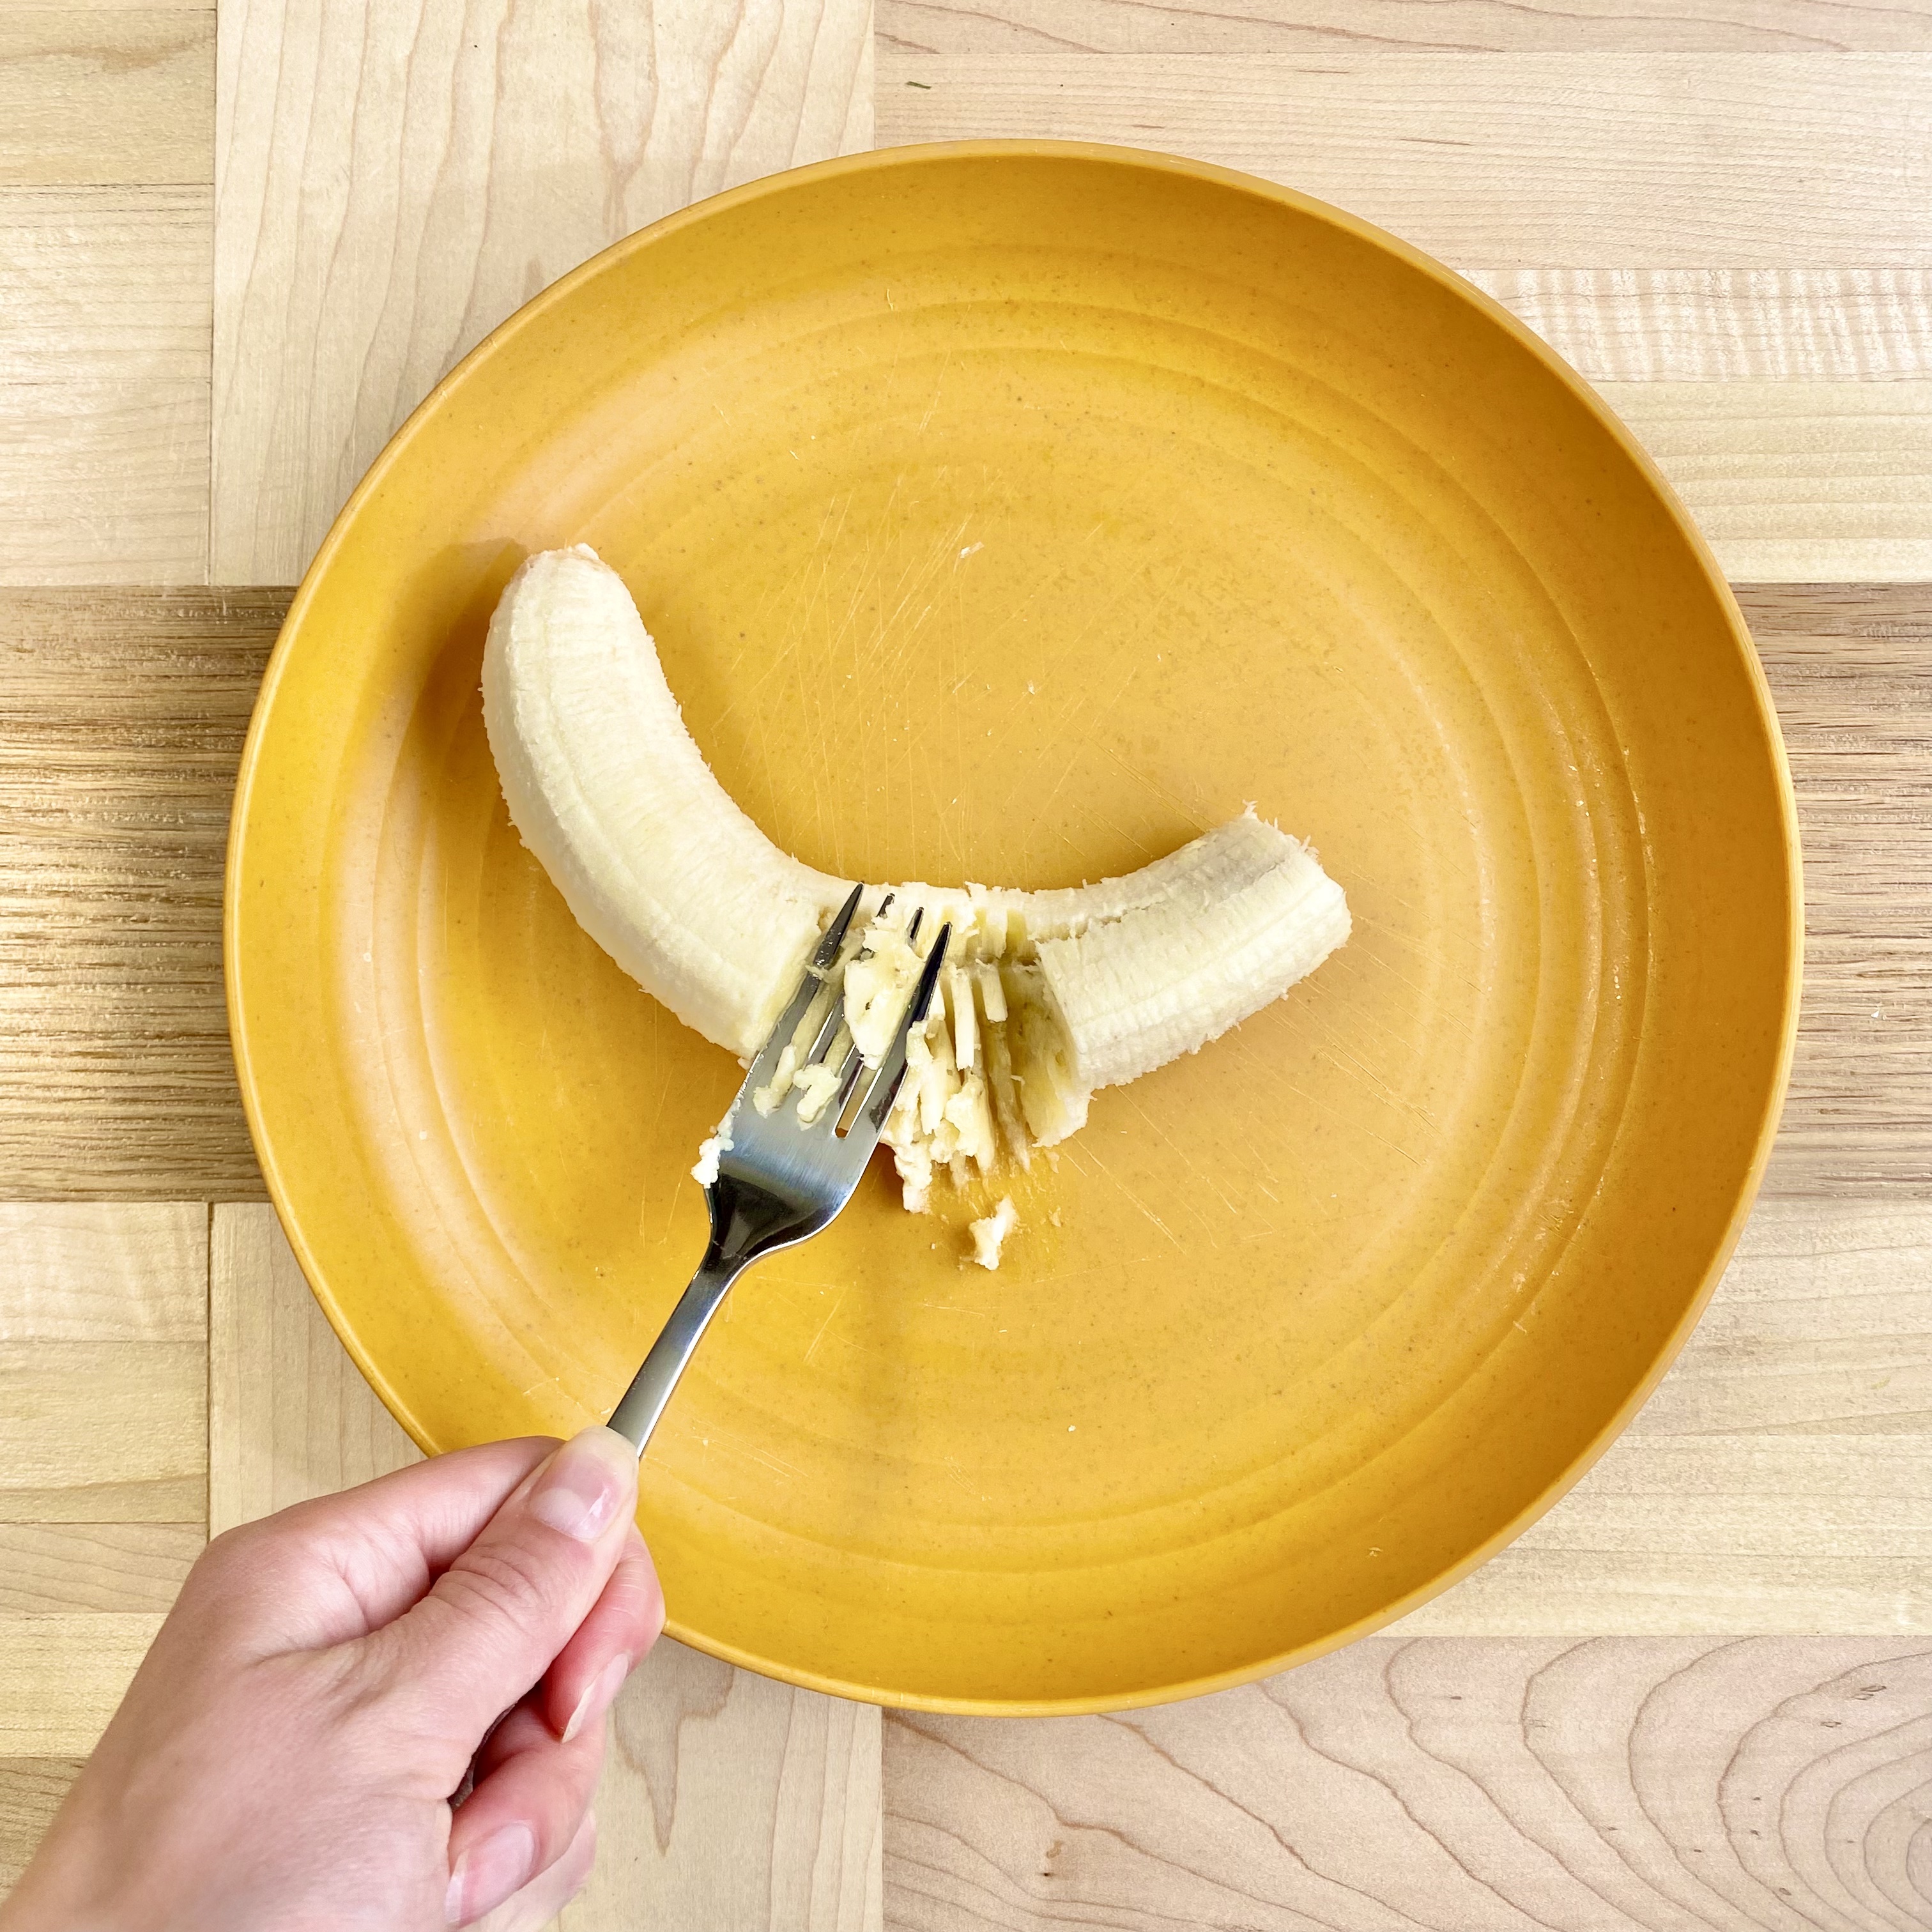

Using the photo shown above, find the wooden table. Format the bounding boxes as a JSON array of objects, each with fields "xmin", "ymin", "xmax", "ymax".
[{"xmin": 3, "ymin": 5, "xmax": 1928, "ymax": 1925}]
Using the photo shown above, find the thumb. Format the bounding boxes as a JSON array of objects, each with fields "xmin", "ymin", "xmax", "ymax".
[{"xmin": 366, "ymin": 1426, "xmax": 638, "ymax": 1742}]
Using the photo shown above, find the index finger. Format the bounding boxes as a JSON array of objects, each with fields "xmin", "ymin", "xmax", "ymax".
[
  {"xmin": 365, "ymin": 1427, "xmax": 639, "ymax": 1740},
  {"xmin": 197, "ymin": 1439, "xmax": 560, "ymax": 1652}
]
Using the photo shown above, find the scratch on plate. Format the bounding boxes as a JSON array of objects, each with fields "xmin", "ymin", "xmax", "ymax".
[
  {"xmin": 1059, "ymin": 1140, "xmax": 1183, "ymax": 1249},
  {"xmin": 1282, "ymin": 1071, "xmax": 1425, "ymax": 1169},
  {"xmin": 732, "ymin": 1442, "xmax": 808, "ymax": 1485},
  {"xmin": 1306, "ymin": 1027, "xmax": 1439, "ymax": 1128},
  {"xmin": 1117, "ymin": 1090, "xmax": 1239, "ymax": 1225},
  {"xmin": 916, "ymin": 348, "xmax": 955, "ymax": 436},
  {"xmin": 802, "ymin": 1287, "xmax": 851, "ymax": 1365},
  {"xmin": 940, "ymin": 1456, "xmax": 987, "ymax": 1504},
  {"xmin": 1091, "ymin": 738, "xmax": 1209, "ymax": 834}
]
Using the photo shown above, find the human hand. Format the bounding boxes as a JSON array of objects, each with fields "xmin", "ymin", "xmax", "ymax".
[{"xmin": 0, "ymin": 1427, "xmax": 663, "ymax": 1931}]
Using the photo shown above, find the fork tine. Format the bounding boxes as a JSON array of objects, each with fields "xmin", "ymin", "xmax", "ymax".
[
  {"xmin": 829, "ymin": 1048, "xmax": 868, "ymax": 1136},
  {"xmin": 803, "ymin": 995, "xmax": 848, "ymax": 1068},
  {"xmin": 907, "ymin": 924, "xmax": 950, "ymax": 1029},
  {"xmin": 811, "ymin": 882, "xmax": 866, "ymax": 971},
  {"xmin": 864, "ymin": 923, "xmax": 951, "ymax": 1131},
  {"xmin": 746, "ymin": 883, "xmax": 865, "ymax": 1087},
  {"xmin": 803, "ymin": 885, "xmax": 868, "ymax": 1064}
]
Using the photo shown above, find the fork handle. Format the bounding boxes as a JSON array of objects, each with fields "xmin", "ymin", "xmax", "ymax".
[{"xmin": 608, "ymin": 1250, "xmax": 751, "ymax": 1455}]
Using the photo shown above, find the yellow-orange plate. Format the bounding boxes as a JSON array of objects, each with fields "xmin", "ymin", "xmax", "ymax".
[{"xmin": 227, "ymin": 144, "xmax": 1800, "ymax": 1714}]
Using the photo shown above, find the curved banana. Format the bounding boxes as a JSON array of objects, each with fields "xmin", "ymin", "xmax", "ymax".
[{"xmin": 482, "ymin": 546, "xmax": 1350, "ymax": 1211}]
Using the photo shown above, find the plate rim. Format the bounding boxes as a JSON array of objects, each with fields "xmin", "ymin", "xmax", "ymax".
[{"xmin": 226, "ymin": 137, "xmax": 1804, "ymax": 1716}]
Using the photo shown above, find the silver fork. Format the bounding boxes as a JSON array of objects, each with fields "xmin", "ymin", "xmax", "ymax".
[{"xmin": 608, "ymin": 884, "xmax": 951, "ymax": 1456}]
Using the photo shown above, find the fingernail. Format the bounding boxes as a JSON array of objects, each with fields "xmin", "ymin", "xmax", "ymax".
[
  {"xmin": 529, "ymin": 1427, "xmax": 635, "ymax": 1543},
  {"xmin": 562, "ymin": 1651, "xmax": 631, "ymax": 1744},
  {"xmin": 445, "ymin": 1821, "xmax": 535, "ymax": 1924}
]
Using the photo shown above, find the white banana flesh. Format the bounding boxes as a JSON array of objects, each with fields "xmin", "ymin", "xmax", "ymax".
[
  {"xmin": 482, "ymin": 547, "xmax": 1352, "ymax": 1234},
  {"xmin": 968, "ymin": 1197, "xmax": 1020, "ymax": 1271}
]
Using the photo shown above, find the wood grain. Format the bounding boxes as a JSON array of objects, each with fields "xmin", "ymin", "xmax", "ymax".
[
  {"xmin": 0, "ymin": 588, "xmax": 283, "ymax": 1199},
  {"xmin": 0, "ymin": 1616, "xmax": 162, "ymax": 1757},
  {"xmin": 882, "ymin": 1637, "xmax": 1932, "ymax": 1932},
  {"xmin": 0, "ymin": 10, "xmax": 212, "ymax": 186},
  {"xmin": 879, "ymin": 0, "xmax": 1932, "ymax": 54},
  {"xmin": 212, "ymin": 0, "xmax": 875, "ymax": 583},
  {"xmin": 1, "ymin": 6, "xmax": 1926, "ymax": 1918},
  {"xmin": 2, "ymin": 584, "xmax": 1920, "ymax": 1200},
  {"xmin": 0, "ymin": 1761, "xmax": 79, "ymax": 1897},
  {"xmin": 1610, "ymin": 382, "xmax": 1932, "ymax": 581},
  {"xmin": 0, "ymin": 1524, "xmax": 200, "ymax": 1615},
  {"xmin": 1464, "ymin": 268, "xmax": 1932, "ymax": 383},
  {"xmin": 0, "ymin": 1202, "xmax": 205, "ymax": 1521},
  {"xmin": 0, "ymin": 188, "xmax": 211, "ymax": 585},
  {"xmin": 0, "ymin": 1342, "xmax": 204, "ymax": 1521},
  {"xmin": 0, "ymin": 1203, "xmax": 203, "ymax": 1340},
  {"xmin": 1402, "ymin": 1196, "xmax": 1932, "ymax": 1634},
  {"xmin": 877, "ymin": 51, "xmax": 1932, "ymax": 270},
  {"xmin": 570, "ymin": 1644, "xmax": 884, "ymax": 1932},
  {"xmin": 211, "ymin": 1204, "xmax": 884, "ymax": 1931},
  {"xmin": 1738, "ymin": 586, "xmax": 1932, "ymax": 1194},
  {"xmin": 0, "ymin": 1206, "xmax": 203, "ymax": 1859},
  {"xmin": 208, "ymin": 1203, "xmax": 418, "ymax": 1534}
]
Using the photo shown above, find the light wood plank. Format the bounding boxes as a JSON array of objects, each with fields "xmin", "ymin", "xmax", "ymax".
[
  {"xmin": 880, "ymin": 0, "xmax": 1932, "ymax": 54},
  {"xmin": 0, "ymin": 371, "xmax": 211, "ymax": 585},
  {"xmin": 0, "ymin": 1761, "xmax": 80, "ymax": 1896},
  {"xmin": 0, "ymin": 1616, "xmax": 161, "ymax": 1757},
  {"xmin": 0, "ymin": 1202, "xmax": 203, "ymax": 1341},
  {"xmin": 882, "ymin": 1637, "xmax": 1932, "ymax": 1932},
  {"xmin": 1403, "ymin": 1198, "xmax": 1932, "ymax": 1634},
  {"xmin": 0, "ymin": 1, "xmax": 212, "ymax": 10},
  {"xmin": 211, "ymin": 0, "xmax": 874, "ymax": 583},
  {"xmin": 0, "ymin": 187, "xmax": 211, "ymax": 585},
  {"xmin": 0, "ymin": 1204, "xmax": 205, "ymax": 1803},
  {"xmin": 0, "ymin": 188, "xmax": 210, "ymax": 406},
  {"xmin": 208, "ymin": 1203, "xmax": 417, "ymax": 1533},
  {"xmin": 0, "ymin": 1524, "xmax": 200, "ymax": 1614},
  {"xmin": 1627, "ymin": 1197, "xmax": 1932, "ymax": 1436},
  {"xmin": 0, "ymin": 1201, "xmax": 206, "ymax": 1521},
  {"xmin": 570, "ymin": 1644, "xmax": 884, "ymax": 1932},
  {"xmin": 0, "ymin": 1342, "xmax": 204, "ymax": 1521},
  {"xmin": 1468, "ymin": 267, "xmax": 1932, "ymax": 382},
  {"xmin": 0, "ymin": 588, "xmax": 283, "ymax": 1199},
  {"xmin": 0, "ymin": 10, "xmax": 212, "ymax": 186},
  {"xmin": 878, "ymin": 51, "xmax": 1932, "ymax": 270},
  {"xmin": 1611, "ymin": 381, "xmax": 1932, "ymax": 581}
]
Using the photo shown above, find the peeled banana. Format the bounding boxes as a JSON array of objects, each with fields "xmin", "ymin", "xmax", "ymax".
[{"xmin": 482, "ymin": 546, "xmax": 1351, "ymax": 1225}]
